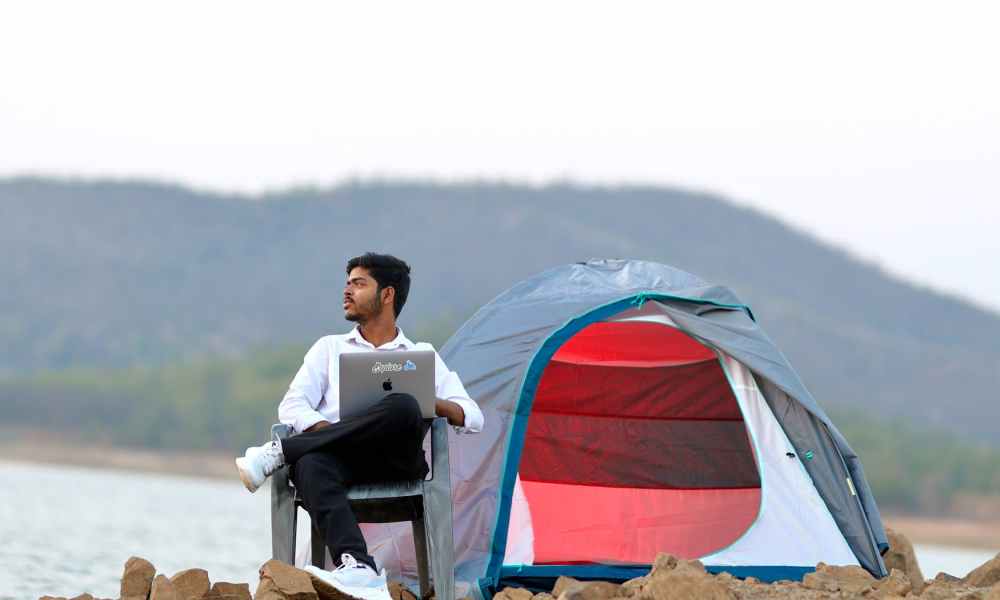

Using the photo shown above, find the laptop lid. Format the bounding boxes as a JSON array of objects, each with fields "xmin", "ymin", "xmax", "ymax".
[{"xmin": 339, "ymin": 350, "xmax": 437, "ymax": 420}]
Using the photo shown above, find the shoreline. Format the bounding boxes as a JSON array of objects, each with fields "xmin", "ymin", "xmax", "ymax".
[
  {"xmin": 1, "ymin": 431, "xmax": 236, "ymax": 480},
  {"xmin": 4, "ymin": 436, "xmax": 999, "ymax": 552}
]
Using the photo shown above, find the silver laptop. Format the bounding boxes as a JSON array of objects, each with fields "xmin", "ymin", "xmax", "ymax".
[{"xmin": 339, "ymin": 350, "xmax": 437, "ymax": 419}]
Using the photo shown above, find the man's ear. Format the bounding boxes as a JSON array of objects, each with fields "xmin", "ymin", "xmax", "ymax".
[{"xmin": 381, "ymin": 286, "xmax": 395, "ymax": 308}]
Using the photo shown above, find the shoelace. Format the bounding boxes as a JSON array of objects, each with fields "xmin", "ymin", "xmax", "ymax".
[
  {"xmin": 337, "ymin": 553, "xmax": 363, "ymax": 571},
  {"xmin": 261, "ymin": 441, "xmax": 284, "ymax": 472}
]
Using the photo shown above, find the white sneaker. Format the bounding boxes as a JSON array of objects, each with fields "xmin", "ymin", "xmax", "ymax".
[
  {"xmin": 235, "ymin": 440, "xmax": 284, "ymax": 493},
  {"xmin": 305, "ymin": 554, "xmax": 392, "ymax": 600}
]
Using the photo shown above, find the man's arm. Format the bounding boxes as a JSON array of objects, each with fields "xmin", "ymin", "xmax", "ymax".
[
  {"xmin": 435, "ymin": 399, "xmax": 465, "ymax": 427},
  {"xmin": 431, "ymin": 351, "xmax": 484, "ymax": 433},
  {"xmin": 278, "ymin": 339, "xmax": 331, "ymax": 434}
]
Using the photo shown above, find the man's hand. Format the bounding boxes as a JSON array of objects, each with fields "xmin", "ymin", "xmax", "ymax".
[
  {"xmin": 304, "ymin": 420, "xmax": 332, "ymax": 433},
  {"xmin": 435, "ymin": 399, "xmax": 465, "ymax": 427}
]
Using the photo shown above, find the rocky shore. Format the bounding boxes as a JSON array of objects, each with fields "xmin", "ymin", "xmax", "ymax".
[{"xmin": 39, "ymin": 532, "xmax": 1000, "ymax": 600}]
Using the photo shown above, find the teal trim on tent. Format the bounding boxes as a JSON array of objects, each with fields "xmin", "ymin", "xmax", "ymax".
[{"xmin": 478, "ymin": 292, "xmax": 755, "ymax": 598}]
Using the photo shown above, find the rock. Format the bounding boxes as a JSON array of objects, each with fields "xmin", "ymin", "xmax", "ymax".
[
  {"xmin": 494, "ymin": 588, "xmax": 533, "ymax": 600},
  {"xmin": 150, "ymin": 575, "xmax": 182, "ymax": 600},
  {"xmin": 743, "ymin": 577, "xmax": 760, "ymax": 585},
  {"xmin": 69, "ymin": 595, "xmax": 96, "ymax": 600},
  {"xmin": 388, "ymin": 581, "xmax": 418, "ymax": 600},
  {"xmin": 210, "ymin": 582, "xmax": 251, "ymax": 600},
  {"xmin": 552, "ymin": 577, "xmax": 581, "ymax": 598},
  {"xmin": 986, "ymin": 581, "xmax": 1000, "ymax": 600},
  {"xmin": 641, "ymin": 575, "xmax": 733, "ymax": 600},
  {"xmin": 641, "ymin": 558, "xmax": 733, "ymax": 600},
  {"xmin": 39, "ymin": 596, "xmax": 67, "ymax": 600},
  {"xmin": 670, "ymin": 560, "xmax": 705, "ymax": 577},
  {"xmin": 257, "ymin": 560, "xmax": 319, "ymax": 600},
  {"xmin": 556, "ymin": 580, "xmax": 620, "ymax": 600},
  {"xmin": 532, "ymin": 594, "xmax": 555, "ymax": 600},
  {"xmin": 121, "ymin": 556, "xmax": 157, "ymax": 600},
  {"xmin": 648, "ymin": 554, "xmax": 678, "ymax": 578},
  {"xmin": 299, "ymin": 575, "xmax": 354, "ymax": 600},
  {"xmin": 919, "ymin": 578, "xmax": 987, "ymax": 600},
  {"xmin": 619, "ymin": 577, "xmax": 647, "ymax": 598},
  {"xmin": 966, "ymin": 553, "xmax": 1000, "ymax": 588},
  {"xmin": 884, "ymin": 528, "xmax": 925, "ymax": 593},
  {"xmin": 937, "ymin": 572, "xmax": 964, "ymax": 583},
  {"xmin": 801, "ymin": 562, "xmax": 875, "ymax": 594},
  {"xmin": 170, "ymin": 569, "xmax": 211, "ymax": 600},
  {"xmin": 869, "ymin": 568, "xmax": 912, "ymax": 599}
]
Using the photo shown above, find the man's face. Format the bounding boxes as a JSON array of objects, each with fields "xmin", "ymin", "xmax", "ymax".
[{"xmin": 343, "ymin": 267, "xmax": 386, "ymax": 323}]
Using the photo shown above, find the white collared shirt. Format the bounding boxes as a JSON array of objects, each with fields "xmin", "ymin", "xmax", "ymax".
[{"xmin": 278, "ymin": 326, "xmax": 484, "ymax": 434}]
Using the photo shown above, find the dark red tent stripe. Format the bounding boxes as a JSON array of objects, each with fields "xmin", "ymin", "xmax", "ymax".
[{"xmin": 521, "ymin": 412, "xmax": 760, "ymax": 488}]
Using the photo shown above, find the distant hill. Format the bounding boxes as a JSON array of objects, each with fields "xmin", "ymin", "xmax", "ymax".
[{"xmin": 2, "ymin": 176, "xmax": 999, "ymax": 442}]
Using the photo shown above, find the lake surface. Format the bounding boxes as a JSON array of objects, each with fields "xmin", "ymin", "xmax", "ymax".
[{"xmin": 1, "ymin": 462, "xmax": 996, "ymax": 600}]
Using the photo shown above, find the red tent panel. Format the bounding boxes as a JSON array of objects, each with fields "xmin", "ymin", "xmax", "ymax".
[
  {"xmin": 521, "ymin": 481, "xmax": 761, "ymax": 563},
  {"xmin": 517, "ymin": 319, "xmax": 761, "ymax": 563}
]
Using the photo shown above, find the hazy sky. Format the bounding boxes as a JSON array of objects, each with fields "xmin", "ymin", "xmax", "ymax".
[{"xmin": 2, "ymin": 2, "xmax": 998, "ymax": 311}]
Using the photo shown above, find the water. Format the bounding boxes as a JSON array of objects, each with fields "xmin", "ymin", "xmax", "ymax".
[
  {"xmin": 0, "ymin": 461, "xmax": 270, "ymax": 600},
  {"xmin": 914, "ymin": 543, "xmax": 997, "ymax": 580},
  {"xmin": 2, "ymin": 462, "xmax": 997, "ymax": 600}
]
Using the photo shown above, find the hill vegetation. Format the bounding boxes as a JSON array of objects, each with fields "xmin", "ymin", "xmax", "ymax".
[{"xmin": 2, "ymin": 176, "xmax": 999, "ymax": 446}]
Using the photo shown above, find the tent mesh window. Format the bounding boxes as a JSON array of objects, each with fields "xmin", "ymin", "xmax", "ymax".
[{"xmin": 518, "ymin": 320, "xmax": 762, "ymax": 564}]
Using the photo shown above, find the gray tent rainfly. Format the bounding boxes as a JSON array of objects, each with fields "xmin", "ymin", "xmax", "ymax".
[{"xmin": 362, "ymin": 259, "xmax": 888, "ymax": 599}]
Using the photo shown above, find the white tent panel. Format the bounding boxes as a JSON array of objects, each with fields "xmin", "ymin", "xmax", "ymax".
[{"xmin": 703, "ymin": 353, "xmax": 858, "ymax": 567}]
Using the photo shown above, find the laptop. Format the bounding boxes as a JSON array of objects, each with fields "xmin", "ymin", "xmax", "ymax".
[{"xmin": 339, "ymin": 350, "xmax": 437, "ymax": 419}]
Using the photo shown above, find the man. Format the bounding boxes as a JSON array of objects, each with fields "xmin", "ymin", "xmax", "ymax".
[{"xmin": 236, "ymin": 253, "xmax": 483, "ymax": 599}]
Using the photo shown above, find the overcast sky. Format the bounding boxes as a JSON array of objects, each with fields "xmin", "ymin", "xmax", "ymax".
[{"xmin": 2, "ymin": 1, "xmax": 998, "ymax": 311}]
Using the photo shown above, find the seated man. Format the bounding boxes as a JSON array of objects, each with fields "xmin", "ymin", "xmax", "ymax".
[{"xmin": 236, "ymin": 253, "xmax": 483, "ymax": 599}]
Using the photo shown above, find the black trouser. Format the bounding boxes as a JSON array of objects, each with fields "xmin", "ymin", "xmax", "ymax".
[{"xmin": 282, "ymin": 392, "xmax": 429, "ymax": 570}]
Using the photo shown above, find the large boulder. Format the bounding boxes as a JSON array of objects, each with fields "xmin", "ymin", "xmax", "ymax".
[
  {"xmin": 619, "ymin": 576, "xmax": 648, "ymax": 598},
  {"xmin": 494, "ymin": 588, "xmax": 533, "ymax": 600},
  {"xmin": 170, "ymin": 568, "xmax": 211, "ymax": 600},
  {"xmin": 883, "ymin": 527, "xmax": 925, "ymax": 593},
  {"xmin": 150, "ymin": 575, "xmax": 182, "ymax": 600},
  {"xmin": 121, "ymin": 556, "xmax": 157, "ymax": 600},
  {"xmin": 555, "ymin": 580, "xmax": 620, "ymax": 600},
  {"xmin": 966, "ymin": 553, "xmax": 1000, "ymax": 588},
  {"xmin": 256, "ymin": 560, "xmax": 319, "ymax": 600},
  {"xmin": 639, "ymin": 553, "xmax": 734, "ymax": 600},
  {"xmin": 801, "ymin": 562, "xmax": 875, "ymax": 594},
  {"xmin": 986, "ymin": 581, "xmax": 1000, "ymax": 600},
  {"xmin": 206, "ymin": 582, "xmax": 252, "ymax": 600},
  {"xmin": 551, "ymin": 577, "xmax": 580, "ymax": 598}
]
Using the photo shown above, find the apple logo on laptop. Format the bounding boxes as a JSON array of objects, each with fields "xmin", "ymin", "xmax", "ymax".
[{"xmin": 382, "ymin": 378, "xmax": 393, "ymax": 392}]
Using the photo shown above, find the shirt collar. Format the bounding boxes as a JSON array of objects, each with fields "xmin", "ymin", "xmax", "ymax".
[{"xmin": 346, "ymin": 326, "xmax": 415, "ymax": 350}]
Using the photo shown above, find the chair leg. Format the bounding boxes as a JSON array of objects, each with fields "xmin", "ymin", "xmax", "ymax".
[
  {"xmin": 424, "ymin": 419, "xmax": 455, "ymax": 600},
  {"xmin": 271, "ymin": 465, "xmax": 297, "ymax": 564},
  {"xmin": 411, "ymin": 516, "xmax": 430, "ymax": 598},
  {"xmin": 422, "ymin": 485, "xmax": 455, "ymax": 600},
  {"xmin": 311, "ymin": 518, "xmax": 327, "ymax": 568}
]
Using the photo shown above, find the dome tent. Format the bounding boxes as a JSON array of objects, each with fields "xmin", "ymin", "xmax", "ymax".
[{"xmin": 368, "ymin": 259, "xmax": 888, "ymax": 598}]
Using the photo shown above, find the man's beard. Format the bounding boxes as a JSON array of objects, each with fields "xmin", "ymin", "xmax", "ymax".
[{"xmin": 345, "ymin": 295, "xmax": 383, "ymax": 323}]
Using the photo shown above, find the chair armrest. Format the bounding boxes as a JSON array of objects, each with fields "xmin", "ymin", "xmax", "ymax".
[
  {"xmin": 272, "ymin": 423, "xmax": 293, "ymax": 441},
  {"xmin": 428, "ymin": 417, "xmax": 451, "ymax": 483}
]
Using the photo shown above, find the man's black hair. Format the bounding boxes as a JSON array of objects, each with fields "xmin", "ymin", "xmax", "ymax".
[{"xmin": 346, "ymin": 253, "xmax": 412, "ymax": 317}]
